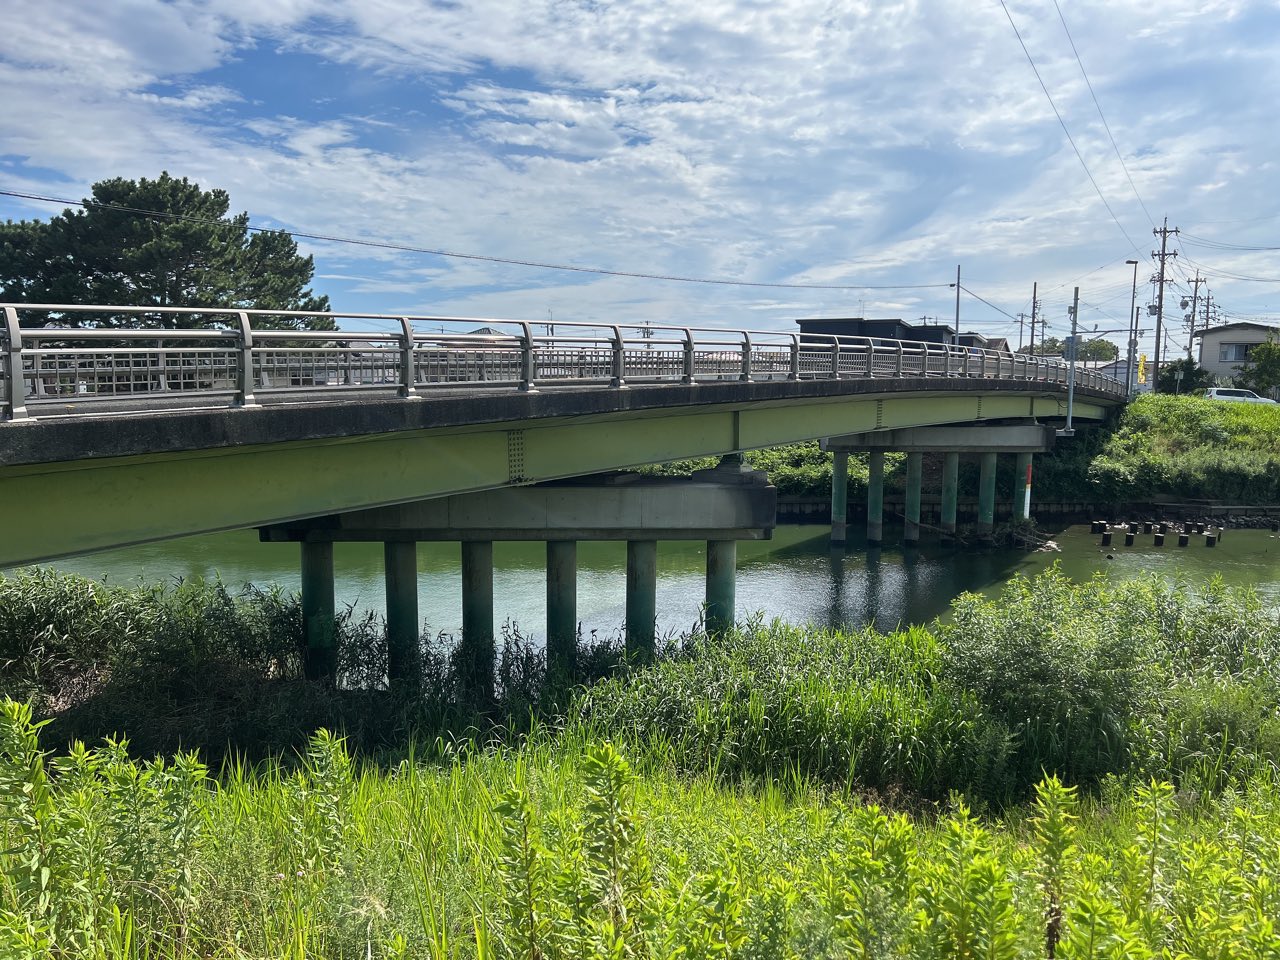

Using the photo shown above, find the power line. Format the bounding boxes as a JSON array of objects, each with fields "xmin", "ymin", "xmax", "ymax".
[
  {"xmin": 1052, "ymin": 0, "xmax": 1154, "ymax": 228},
  {"xmin": 1178, "ymin": 250, "xmax": 1280, "ymax": 284},
  {"xmin": 998, "ymin": 0, "xmax": 1142, "ymax": 253},
  {"xmin": 958, "ymin": 284, "xmax": 1021, "ymax": 322},
  {"xmin": 0, "ymin": 188, "xmax": 950, "ymax": 293},
  {"xmin": 1181, "ymin": 233, "xmax": 1280, "ymax": 252}
]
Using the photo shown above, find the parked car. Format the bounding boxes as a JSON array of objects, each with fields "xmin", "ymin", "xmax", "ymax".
[{"xmin": 1201, "ymin": 387, "xmax": 1277, "ymax": 404}]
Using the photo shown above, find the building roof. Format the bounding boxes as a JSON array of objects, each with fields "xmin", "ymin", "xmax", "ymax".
[{"xmin": 1192, "ymin": 321, "xmax": 1280, "ymax": 338}]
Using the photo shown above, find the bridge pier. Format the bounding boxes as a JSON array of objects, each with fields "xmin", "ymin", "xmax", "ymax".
[
  {"xmin": 866, "ymin": 450, "xmax": 885, "ymax": 545},
  {"xmin": 941, "ymin": 451, "xmax": 959, "ymax": 542},
  {"xmin": 626, "ymin": 539, "xmax": 658, "ymax": 661},
  {"xmin": 824, "ymin": 424, "xmax": 1056, "ymax": 545},
  {"xmin": 301, "ymin": 541, "xmax": 336, "ymax": 681},
  {"xmin": 461, "ymin": 541, "xmax": 495, "ymax": 701},
  {"xmin": 383, "ymin": 541, "xmax": 421, "ymax": 689},
  {"xmin": 904, "ymin": 452, "xmax": 923, "ymax": 543},
  {"xmin": 263, "ymin": 470, "xmax": 775, "ymax": 692},
  {"xmin": 977, "ymin": 452, "xmax": 997, "ymax": 541},
  {"xmin": 830, "ymin": 450, "xmax": 849, "ymax": 545},
  {"xmin": 546, "ymin": 540, "xmax": 577, "ymax": 678},
  {"xmin": 706, "ymin": 539, "xmax": 737, "ymax": 634},
  {"xmin": 1014, "ymin": 452, "xmax": 1033, "ymax": 520}
]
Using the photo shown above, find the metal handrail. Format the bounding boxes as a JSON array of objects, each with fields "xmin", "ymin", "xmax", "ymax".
[{"xmin": 0, "ymin": 302, "xmax": 1128, "ymax": 421}]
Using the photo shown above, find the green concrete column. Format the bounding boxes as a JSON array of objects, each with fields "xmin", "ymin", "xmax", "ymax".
[
  {"xmin": 546, "ymin": 540, "xmax": 577, "ymax": 679},
  {"xmin": 866, "ymin": 450, "xmax": 885, "ymax": 545},
  {"xmin": 460, "ymin": 541, "xmax": 495, "ymax": 701},
  {"xmin": 830, "ymin": 449, "xmax": 849, "ymax": 544},
  {"xmin": 626, "ymin": 539, "xmax": 657, "ymax": 661},
  {"xmin": 904, "ymin": 452, "xmax": 923, "ymax": 543},
  {"xmin": 705, "ymin": 539, "xmax": 736, "ymax": 634},
  {"xmin": 383, "ymin": 540, "xmax": 420, "ymax": 689},
  {"xmin": 1015, "ymin": 452, "xmax": 1033, "ymax": 520},
  {"xmin": 301, "ymin": 541, "xmax": 336, "ymax": 681},
  {"xmin": 941, "ymin": 451, "xmax": 959, "ymax": 541},
  {"xmin": 977, "ymin": 452, "xmax": 997, "ymax": 540}
]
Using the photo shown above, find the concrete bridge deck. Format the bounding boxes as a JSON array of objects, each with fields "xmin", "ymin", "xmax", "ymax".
[{"xmin": 0, "ymin": 303, "xmax": 1127, "ymax": 567}]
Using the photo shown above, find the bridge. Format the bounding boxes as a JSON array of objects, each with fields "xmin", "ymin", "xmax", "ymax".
[
  {"xmin": 2, "ymin": 302, "xmax": 1125, "ymax": 682},
  {"xmin": 1, "ymin": 302, "xmax": 1125, "ymax": 567}
]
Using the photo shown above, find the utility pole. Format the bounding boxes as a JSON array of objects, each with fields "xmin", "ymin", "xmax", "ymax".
[
  {"xmin": 1125, "ymin": 259, "xmax": 1140, "ymax": 396},
  {"xmin": 954, "ymin": 265, "xmax": 961, "ymax": 343},
  {"xmin": 1152, "ymin": 218, "xmax": 1178, "ymax": 393},
  {"xmin": 1187, "ymin": 274, "xmax": 1203, "ymax": 359},
  {"xmin": 1061, "ymin": 286, "xmax": 1080, "ymax": 436},
  {"xmin": 1017, "ymin": 312, "xmax": 1027, "ymax": 351},
  {"xmin": 1029, "ymin": 282, "xmax": 1039, "ymax": 353}
]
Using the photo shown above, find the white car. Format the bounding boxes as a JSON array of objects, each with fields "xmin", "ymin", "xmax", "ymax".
[{"xmin": 1202, "ymin": 387, "xmax": 1277, "ymax": 404}]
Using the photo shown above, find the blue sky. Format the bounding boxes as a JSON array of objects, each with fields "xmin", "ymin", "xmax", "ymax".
[{"xmin": 3, "ymin": 0, "xmax": 1280, "ymax": 357}]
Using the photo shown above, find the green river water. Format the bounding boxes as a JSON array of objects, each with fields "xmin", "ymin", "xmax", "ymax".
[{"xmin": 29, "ymin": 523, "xmax": 1280, "ymax": 641}]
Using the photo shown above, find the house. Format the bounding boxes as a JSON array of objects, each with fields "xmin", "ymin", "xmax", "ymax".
[
  {"xmin": 1193, "ymin": 321, "xmax": 1280, "ymax": 382},
  {"xmin": 956, "ymin": 332, "xmax": 1011, "ymax": 354},
  {"xmin": 796, "ymin": 317, "xmax": 958, "ymax": 346}
]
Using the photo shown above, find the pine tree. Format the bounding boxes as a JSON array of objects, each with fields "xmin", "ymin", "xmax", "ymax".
[{"xmin": 0, "ymin": 172, "xmax": 333, "ymax": 329}]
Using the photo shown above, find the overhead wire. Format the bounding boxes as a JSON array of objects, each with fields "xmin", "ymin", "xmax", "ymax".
[
  {"xmin": 0, "ymin": 188, "xmax": 949, "ymax": 294},
  {"xmin": 998, "ymin": 0, "xmax": 1143, "ymax": 254},
  {"xmin": 1051, "ymin": 0, "xmax": 1155, "ymax": 228}
]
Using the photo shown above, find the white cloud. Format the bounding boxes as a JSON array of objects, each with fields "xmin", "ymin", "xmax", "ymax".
[{"xmin": 2, "ymin": 0, "xmax": 1280, "ymax": 351}]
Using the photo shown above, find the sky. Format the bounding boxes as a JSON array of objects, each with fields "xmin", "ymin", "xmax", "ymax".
[{"xmin": 3, "ymin": 0, "xmax": 1280, "ymax": 357}]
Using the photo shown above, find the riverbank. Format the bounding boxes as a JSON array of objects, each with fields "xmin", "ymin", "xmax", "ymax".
[{"xmin": 2, "ymin": 569, "xmax": 1279, "ymax": 957}]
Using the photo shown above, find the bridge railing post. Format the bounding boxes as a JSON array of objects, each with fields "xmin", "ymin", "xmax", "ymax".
[
  {"xmin": 398, "ymin": 317, "xmax": 419, "ymax": 399},
  {"xmin": 740, "ymin": 331, "xmax": 752, "ymax": 381},
  {"xmin": 3, "ymin": 306, "xmax": 27, "ymax": 421},
  {"xmin": 830, "ymin": 337, "xmax": 840, "ymax": 379},
  {"xmin": 235, "ymin": 312, "xmax": 258, "ymax": 408},
  {"xmin": 611, "ymin": 325, "xmax": 627, "ymax": 388},
  {"xmin": 519, "ymin": 321, "xmax": 538, "ymax": 392},
  {"xmin": 682, "ymin": 328, "xmax": 695, "ymax": 384},
  {"xmin": 788, "ymin": 333, "xmax": 800, "ymax": 380},
  {"xmin": 895, "ymin": 340, "xmax": 904, "ymax": 377}
]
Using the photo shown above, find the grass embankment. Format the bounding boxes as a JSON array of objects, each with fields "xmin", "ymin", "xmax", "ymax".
[
  {"xmin": 1081, "ymin": 393, "xmax": 1280, "ymax": 503},
  {"xmin": 2, "ymin": 568, "xmax": 1280, "ymax": 956}
]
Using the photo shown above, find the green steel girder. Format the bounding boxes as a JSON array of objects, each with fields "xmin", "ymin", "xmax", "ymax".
[{"xmin": 0, "ymin": 389, "xmax": 1107, "ymax": 566}]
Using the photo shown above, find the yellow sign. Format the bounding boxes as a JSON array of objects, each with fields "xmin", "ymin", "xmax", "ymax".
[{"xmin": 1138, "ymin": 354, "xmax": 1147, "ymax": 384}]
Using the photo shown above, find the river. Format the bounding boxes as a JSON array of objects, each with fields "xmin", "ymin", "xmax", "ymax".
[{"xmin": 27, "ymin": 523, "xmax": 1280, "ymax": 640}]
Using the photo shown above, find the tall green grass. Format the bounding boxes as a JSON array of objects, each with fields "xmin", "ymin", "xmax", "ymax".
[
  {"xmin": 3, "ymin": 700, "xmax": 1280, "ymax": 959},
  {"xmin": 577, "ymin": 569, "xmax": 1280, "ymax": 803},
  {"xmin": 3, "ymin": 567, "xmax": 1280, "ymax": 956}
]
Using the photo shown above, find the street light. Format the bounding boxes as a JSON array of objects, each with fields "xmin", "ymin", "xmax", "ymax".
[{"xmin": 1125, "ymin": 259, "xmax": 1140, "ymax": 397}]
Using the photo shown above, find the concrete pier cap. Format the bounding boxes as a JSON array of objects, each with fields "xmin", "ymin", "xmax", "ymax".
[
  {"xmin": 821, "ymin": 422, "xmax": 1057, "ymax": 455},
  {"xmin": 257, "ymin": 468, "xmax": 777, "ymax": 543}
]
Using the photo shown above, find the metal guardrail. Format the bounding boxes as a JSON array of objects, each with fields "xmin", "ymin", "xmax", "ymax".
[{"xmin": 0, "ymin": 303, "xmax": 1127, "ymax": 421}]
